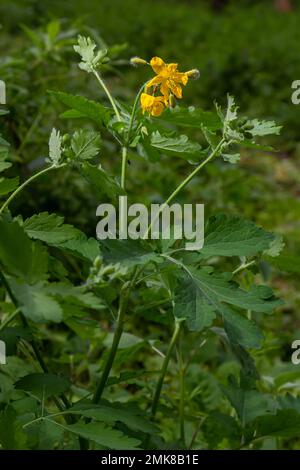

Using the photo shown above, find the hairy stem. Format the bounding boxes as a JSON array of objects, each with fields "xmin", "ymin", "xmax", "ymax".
[
  {"xmin": 151, "ymin": 319, "xmax": 183, "ymax": 417},
  {"xmin": 0, "ymin": 164, "xmax": 65, "ymax": 215},
  {"xmin": 92, "ymin": 69, "xmax": 121, "ymax": 122}
]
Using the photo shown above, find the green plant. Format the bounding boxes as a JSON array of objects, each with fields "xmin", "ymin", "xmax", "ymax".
[{"xmin": 0, "ymin": 33, "xmax": 299, "ymax": 451}]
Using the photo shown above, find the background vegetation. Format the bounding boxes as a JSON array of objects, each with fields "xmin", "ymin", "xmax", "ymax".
[{"xmin": 0, "ymin": 0, "xmax": 300, "ymax": 450}]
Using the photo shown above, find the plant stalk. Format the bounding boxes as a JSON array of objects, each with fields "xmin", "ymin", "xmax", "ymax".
[{"xmin": 151, "ymin": 319, "xmax": 183, "ymax": 417}]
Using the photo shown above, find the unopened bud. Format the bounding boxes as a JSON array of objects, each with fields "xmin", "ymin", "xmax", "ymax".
[
  {"xmin": 186, "ymin": 69, "xmax": 200, "ymax": 80},
  {"xmin": 130, "ymin": 56, "xmax": 148, "ymax": 67},
  {"xmin": 168, "ymin": 94, "xmax": 176, "ymax": 108}
]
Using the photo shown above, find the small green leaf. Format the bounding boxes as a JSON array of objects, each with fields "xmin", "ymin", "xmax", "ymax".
[
  {"xmin": 9, "ymin": 280, "xmax": 63, "ymax": 323},
  {"xmin": 150, "ymin": 130, "xmax": 202, "ymax": 161},
  {"xmin": 70, "ymin": 129, "xmax": 101, "ymax": 161}
]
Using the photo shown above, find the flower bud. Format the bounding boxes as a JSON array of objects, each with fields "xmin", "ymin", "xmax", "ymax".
[
  {"xmin": 130, "ymin": 56, "xmax": 148, "ymax": 67},
  {"xmin": 186, "ymin": 69, "xmax": 200, "ymax": 80},
  {"xmin": 168, "ymin": 93, "xmax": 176, "ymax": 108}
]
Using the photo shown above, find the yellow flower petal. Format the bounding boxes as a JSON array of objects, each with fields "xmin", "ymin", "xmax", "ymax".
[{"xmin": 150, "ymin": 57, "xmax": 166, "ymax": 74}]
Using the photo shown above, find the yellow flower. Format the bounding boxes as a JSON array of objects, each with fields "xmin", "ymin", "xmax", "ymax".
[
  {"xmin": 140, "ymin": 92, "xmax": 165, "ymax": 116},
  {"xmin": 146, "ymin": 56, "xmax": 189, "ymax": 103}
]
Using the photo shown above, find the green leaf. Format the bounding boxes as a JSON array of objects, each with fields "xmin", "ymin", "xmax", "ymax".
[
  {"xmin": 264, "ymin": 254, "xmax": 300, "ymax": 274},
  {"xmin": 201, "ymin": 214, "xmax": 275, "ymax": 258},
  {"xmin": 9, "ymin": 280, "xmax": 63, "ymax": 323},
  {"xmin": 246, "ymin": 119, "xmax": 282, "ymax": 137},
  {"xmin": 73, "ymin": 35, "xmax": 108, "ymax": 73},
  {"xmin": 173, "ymin": 265, "xmax": 281, "ymax": 331},
  {"xmin": 174, "ymin": 272, "xmax": 216, "ymax": 331},
  {"xmin": 222, "ymin": 305, "xmax": 264, "ymax": 349},
  {"xmin": 203, "ymin": 411, "xmax": 241, "ymax": 448},
  {"xmin": 55, "ymin": 235, "xmax": 100, "ymax": 262},
  {"xmin": 255, "ymin": 410, "xmax": 300, "ymax": 439},
  {"xmin": 67, "ymin": 422, "xmax": 141, "ymax": 450},
  {"xmin": 0, "ymin": 406, "xmax": 27, "ymax": 449},
  {"xmin": 23, "ymin": 212, "xmax": 100, "ymax": 262},
  {"xmin": 0, "ymin": 220, "xmax": 48, "ymax": 283},
  {"xmin": 223, "ymin": 376, "xmax": 277, "ymax": 425},
  {"xmin": 159, "ymin": 106, "xmax": 221, "ymax": 131},
  {"xmin": 80, "ymin": 162, "xmax": 125, "ymax": 201},
  {"xmin": 49, "ymin": 90, "xmax": 111, "ymax": 126},
  {"xmin": 71, "ymin": 401, "xmax": 158, "ymax": 435},
  {"xmin": 0, "ymin": 176, "xmax": 19, "ymax": 196},
  {"xmin": 71, "ymin": 129, "xmax": 101, "ymax": 161},
  {"xmin": 23, "ymin": 212, "xmax": 80, "ymax": 244},
  {"xmin": 15, "ymin": 373, "xmax": 70, "ymax": 399},
  {"xmin": 150, "ymin": 131, "xmax": 202, "ymax": 161},
  {"xmin": 101, "ymin": 239, "xmax": 160, "ymax": 268}
]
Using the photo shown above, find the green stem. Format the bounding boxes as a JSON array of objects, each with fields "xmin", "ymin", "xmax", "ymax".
[
  {"xmin": 92, "ymin": 272, "xmax": 138, "ymax": 404},
  {"xmin": 143, "ymin": 139, "xmax": 225, "ymax": 239},
  {"xmin": 120, "ymin": 84, "xmax": 145, "ymax": 189},
  {"xmin": 92, "ymin": 69, "xmax": 122, "ymax": 122},
  {"xmin": 233, "ymin": 260, "xmax": 256, "ymax": 275},
  {"xmin": 0, "ymin": 164, "xmax": 65, "ymax": 215},
  {"xmin": 121, "ymin": 146, "xmax": 128, "ymax": 190},
  {"xmin": 178, "ymin": 335, "xmax": 186, "ymax": 446},
  {"xmin": 151, "ymin": 319, "xmax": 183, "ymax": 418}
]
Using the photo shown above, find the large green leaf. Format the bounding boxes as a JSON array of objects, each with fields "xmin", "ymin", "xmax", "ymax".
[
  {"xmin": 201, "ymin": 214, "xmax": 274, "ymax": 258},
  {"xmin": 49, "ymin": 90, "xmax": 112, "ymax": 126},
  {"xmin": 67, "ymin": 422, "xmax": 141, "ymax": 450},
  {"xmin": 173, "ymin": 266, "xmax": 282, "ymax": 331}
]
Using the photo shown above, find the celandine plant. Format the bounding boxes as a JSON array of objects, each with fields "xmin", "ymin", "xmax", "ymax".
[{"xmin": 0, "ymin": 35, "xmax": 292, "ymax": 451}]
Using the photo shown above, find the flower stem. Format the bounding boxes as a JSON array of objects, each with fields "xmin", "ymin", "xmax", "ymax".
[
  {"xmin": 151, "ymin": 318, "xmax": 184, "ymax": 418},
  {"xmin": 0, "ymin": 164, "xmax": 65, "ymax": 215},
  {"xmin": 92, "ymin": 69, "xmax": 122, "ymax": 122}
]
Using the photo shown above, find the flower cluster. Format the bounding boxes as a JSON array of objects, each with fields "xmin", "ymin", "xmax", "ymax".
[{"xmin": 131, "ymin": 56, "xmax": 200, "ymax": 117}]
